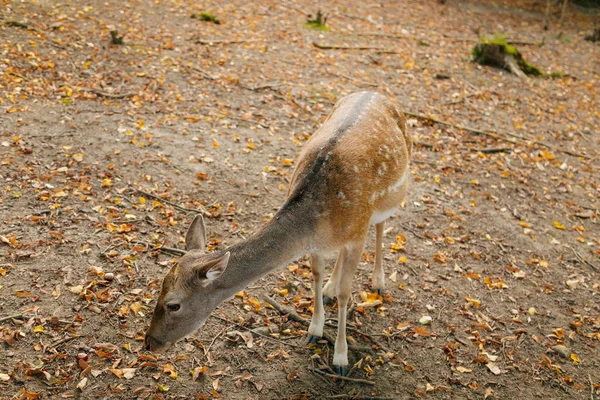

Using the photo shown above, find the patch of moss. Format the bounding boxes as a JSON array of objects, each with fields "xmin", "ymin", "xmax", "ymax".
[
  {"xmin": 473, "ymin": 35, "xmax": 545, "ymax": 77},
  {"xmin": 305, "ymin": 21, "xmax": 329, "ymax": 31},
  {"xmin": 306, "ymin": 10, "xmax": 329, "ymax": 31},
  {"xmin": 192, "ymin": 12, "xmax": 221, "ymax": 24}
]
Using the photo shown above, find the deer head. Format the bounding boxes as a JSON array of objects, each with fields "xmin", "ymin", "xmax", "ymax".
[{"xmin": 144, "ymin": 215, "xmax": 230, "ymax": 351}]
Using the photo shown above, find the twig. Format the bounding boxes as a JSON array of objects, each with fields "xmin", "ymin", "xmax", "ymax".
[
  {"xmin": 210, "ymin": 314, "xmax": 306, "ymax": 349},
  {"xmin": 0, "ymin": 314, "xmax": 25, "ymax": 324},
  {"xmin": 5, "ymin": 21, "xmax": 29, "ymax": 29},
  {"xmin": 225, "ymin": 115, "xmax": 269, "ymax": 129},
  {"xmin": 199, "ymin": 329, "xmax": 226, "ymax": 361},
  {"xmin": 308, "ymin": 367, "xmax": 375, "ymax": 385},
  {"xmin": 312, "ymin": 42, "xmax": 399, "ymax": 54},
  {"xmin": 475, "ymin": 147, "xmax": 512, "ymax": 154},
  {"xmin": 49, "ymin": 334, "xmax": 84, "ymax": 348},
  {"xmin": 329, "ymin": 72, "xmax": 379, "ymax": 87},
  {"xmin": 353, "ymin": 32, "xmax": 403, "ymax": 39},
  {"xmin": 405, "ymin": 111, "xmax": 591, "ymax": 159},
  {"xmin": 263, "ymin": 296, "xmax": 308, "ymax": 324},
  {"xmin": 129, "ymin": 187, "xmax": 208, "ymax": 215},
  {"xmin": 191, "ymin": 66, "xmax": 216, "ymax": 80},
  {"xmin": 83, "ymin": 89, "xmax": 135, "ymax": 99},
  {"xmin": 415, "ymin": 141, "xmax": 433, "ymax": 149},
  {"xmin": 130, "ymin": 240, "xmax": 187, "ymax": 256},
  {"xmin": 196, "ymin": 38, "xmax": 263, "ymax": 45},
  {"xmin": 446, "ymin": 35, "xmax": 542, "ymax": 46},
  {"xmin": 569, "ymin": 247, "xmax": 599, "ymax": 271},
  {"xmin": 589, "ymin": 374, "xmax": 594, "ymax": 400},
  {"xmin": 400, "ymin": 223, "xmax": 427, "ymax": 240},
  {"xmin": 263, "ymin": 296, "xmax": 374, "ymax": 354},
  {"xmin": 241, "ymin": 82, "xmax": 283, "ymax": 91}
]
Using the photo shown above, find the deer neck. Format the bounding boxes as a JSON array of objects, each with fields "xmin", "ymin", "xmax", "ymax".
[{"xmin": 213, "ymin": 205, "xmax": 315, "ymax": 297}]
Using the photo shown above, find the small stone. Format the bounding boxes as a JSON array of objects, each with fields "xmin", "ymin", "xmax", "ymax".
[
  {"xmin": 419, "ymin": 315, "xmax": 432, "ymax": 325},
  {"xmin": 551, "ymin": 345, "xmax": 570, "ymax": 358},
  {"xmin": 104, "ymin": 273, "xmax": 114, "ymax": 281}
]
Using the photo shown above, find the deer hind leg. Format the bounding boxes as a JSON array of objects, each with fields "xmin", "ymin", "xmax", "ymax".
[
  {"xmin": 322, "ymin": 246, "xmax": 346, "ymax": 305},
  {"xmin": 307, "ymin": 253, "xmax": 325, "ymax": 343},
  {"xmin": 371, "ymin": 221, "xmax": 385, "ymax": 295},
  {"xmin": 332, "ymin": 240, "xmax": 365, "ymax": 375}
]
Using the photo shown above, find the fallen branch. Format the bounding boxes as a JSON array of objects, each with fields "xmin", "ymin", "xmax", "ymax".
[
  {"xmin": 475, "ymin": 146, "xmax": 512, "ymax": 154},
  {"xmin": 308, "ymin": 367, "xmax": 375, "ymax": 385},
  {"xmin": 191, "ymin": 66, "xmax": 216, "ymax": 80},
  {"xmin": 48, "ymin": 334, "xmax": 84, "ymax": 349},
  {"xmin": 0, "ymin": 314, "xmax": 25, "ymax": 324},
  {"xmin": 405, "ymin": 111, "xmax": 591, "ymax": 159},
  {"xmin": 263, "ymin": 296, "xmax": 374, "ymax": 354},
  {"xmin": 130, "ymin": 240, "xmax": 187, "ymax": 256},
  {"xmin": 447, "ymin": 36, "xmax": 542, "ymax": 46},
  {"xmin": 569, "ymin": 247, "xmax": 599, "ymax": 272},
  {"xmin": 353, "ymin": 32, "xmax": 403, "ymax": 39},
  {"xmin": 196, "ymin": 38, "xmax": 263, "ymax": 45},
  {"xmin": 5, "ymin": 20, "xmax": 29, "ymax": 29},
  {"xmin": 210, "ymin": 314, "xmax": 307, "ymax": 350},
  {"xmin": 82, "ymin": 89, "xmax": 135, "ymax": 99},
  {"xmin": 312, "ymin": 42, "xmax": 399, "ymax": 54},
  {"xmin": 263, "ymin": 296, "xmax": 307, "ymax": 324},
  {"xmin": 241, "ymin": 82, "xmax": 283, "ymax": 91},
  {"xmin": 129, "ymin": 187, "xmax": 208, "ymax": 216},
  {"xmin": 329, "ymin": 72, "xmax": 378, "ymax": 87}
]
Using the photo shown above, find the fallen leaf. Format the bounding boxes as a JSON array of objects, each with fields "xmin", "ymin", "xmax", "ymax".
[
  {"xmin": 77, "ymin": 377, "xmax": 87, "ymax": 390},
  {"xmin": 486, "ymin": 362, "xmax": 501, "ymax": 375}
]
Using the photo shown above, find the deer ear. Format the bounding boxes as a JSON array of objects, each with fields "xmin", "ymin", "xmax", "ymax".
[
  {"xmin": 193, "ymin": 252, "xmax": 230, "ymax": 283},
  {"xmin": 185, "ymin": 214, "xmax": 207, "ymax": 251}
]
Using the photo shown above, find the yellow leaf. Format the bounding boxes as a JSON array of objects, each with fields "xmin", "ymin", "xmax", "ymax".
[
  {"xmin": 212, "ymin": 139, "xmax": 219, "ymax": 148},
  {"xmin": 465, "ymin": 297, "xmax": 481, "ymax": 308},
  {"xmin": 397, "ymin": 256, "xmax": 407, "ymax": 264},
  {"xmin": 395, "ymin": 234, "xmax": 407, "ymax": 245},
  {"xmin": 156, "ymin": 383, "xmax": 169, "ymax": 392},
  {"xmin": 33, "ymin": 325, "xmax": 46, "ymax": 333},
  {"xmin": 139, "ymin": 197, "xmax": 146, "ymax": 204},
  {"xmin": 247, "ymin": 297, "xmax": 261, "ymax": 311},
  {"xmin": 282, "ymin": 158, "xmax": 294, "ymax": 167},
  {"xmin": 541, "ymin": 150, "xmax": 555, "ymax": 160},
  {"xmin": 102, "ymin": 178, "xmax": 112, "ymax": 187},
  {"xmin": 553, "ymin": 221, "xmax": 566, "ymax": 230},
  {"xmin": 130, "ymin": 301, "xmax": 142, "ymax": 314},
  {"xmin": 570, "ymin": 353, "xmax": 581, "ymax": 364},
  {"xmin": 72, "ymin": 153, "xmax": 84, "ymax": 162}
]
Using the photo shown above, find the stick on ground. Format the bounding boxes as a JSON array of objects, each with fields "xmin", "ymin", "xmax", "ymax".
[{"xmin": 308, "ymin": 367, "xmax": 375, "ymax": 385}]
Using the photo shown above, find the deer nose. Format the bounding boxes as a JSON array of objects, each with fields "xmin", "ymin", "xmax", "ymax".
[{"xmin": 144, "ymin": 334, "xmax": 162, "ymax": 352}]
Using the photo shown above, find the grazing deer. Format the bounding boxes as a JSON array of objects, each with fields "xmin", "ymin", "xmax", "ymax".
[{"xmin": 145, "ymin": 91, "xmax": 412, "ymax": 374}]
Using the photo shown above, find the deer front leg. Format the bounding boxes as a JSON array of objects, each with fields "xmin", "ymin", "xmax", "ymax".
[
  {"xmin": 322, "ymin": 246, "xmax": 346, "ymax": 306},
  {"xmin": 371, "ymin": 221, "xmax": 385, "ymax": 295},
  {"xmin": 308, "ymin": 253, "xmax": 325, "ymax": 344},
  {"xmin": 333, "ymin": 241, "xmax": 364, "ymax": 375}
]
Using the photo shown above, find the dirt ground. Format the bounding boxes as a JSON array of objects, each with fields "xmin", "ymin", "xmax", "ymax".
[{"xmin": 1, "ymin": 0, "xmax": 599, "ymax": 399}]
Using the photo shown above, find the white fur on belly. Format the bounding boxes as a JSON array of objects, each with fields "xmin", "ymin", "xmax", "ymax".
[{"xmin": 369, "ymin": 207, "xmax": 399, "ymax": 225}]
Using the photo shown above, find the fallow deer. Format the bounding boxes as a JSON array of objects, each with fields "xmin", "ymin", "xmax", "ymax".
[{"xmin": 144, "ymin": 91, "xmax": 412, "ymax": 374}]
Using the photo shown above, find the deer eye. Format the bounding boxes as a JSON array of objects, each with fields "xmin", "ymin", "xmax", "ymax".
[{"xmin": 166, "ymin": 303, "xmax": 180, "ymax": 312}]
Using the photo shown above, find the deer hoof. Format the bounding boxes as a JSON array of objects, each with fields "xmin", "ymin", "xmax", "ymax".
[
  {"xmin": 374, "ymin": 289, "xmax": 384, "ymax": 296},
  {"xmin": 323, "ymin": 295, "xmax": 335, "ymax": 306},
  {"xmin": 307, "ymin": 335, "xmax": 321, "ymax": 345},
  {"xmin": 334, "ymin": 365, "xmax": 348, "ymax": 376}
]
